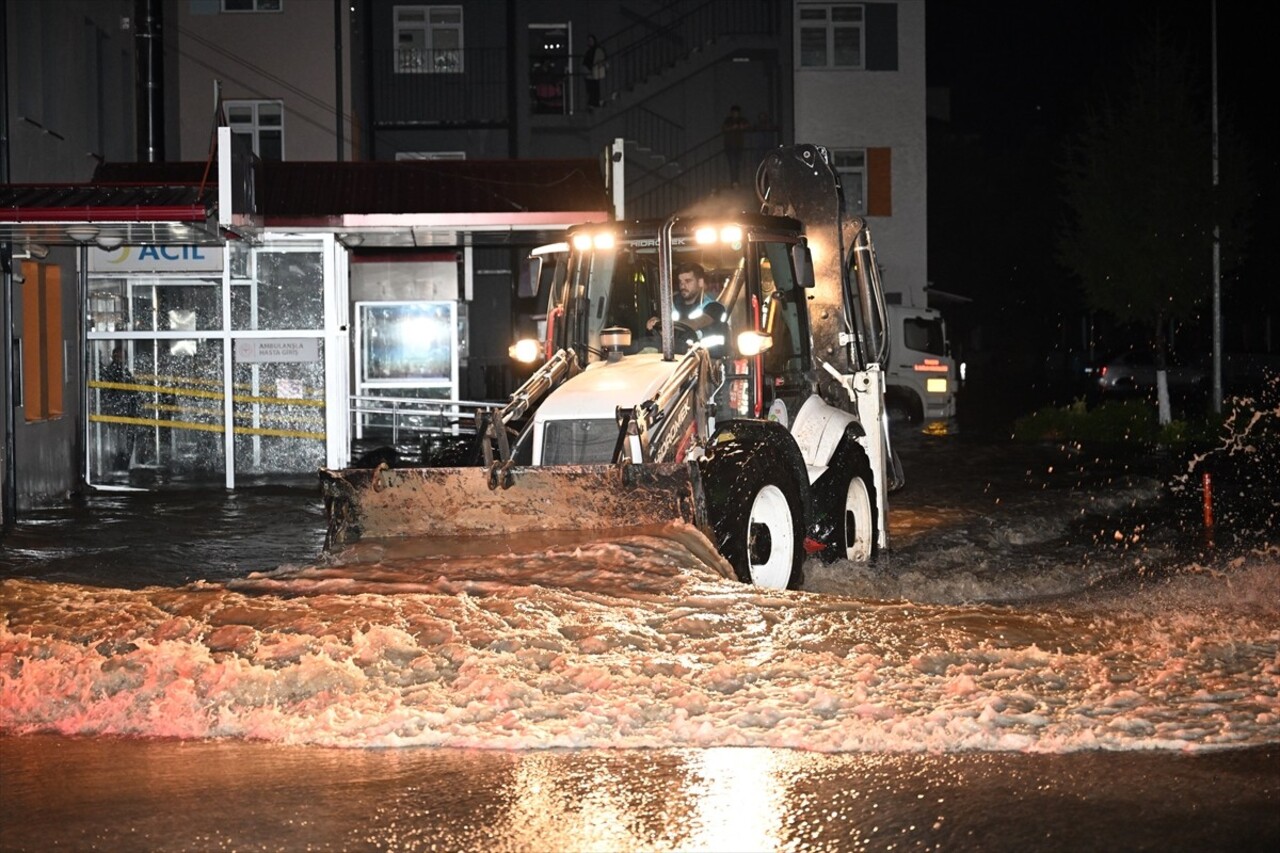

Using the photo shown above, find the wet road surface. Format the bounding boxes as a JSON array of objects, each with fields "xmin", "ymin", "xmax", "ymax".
[{"xmin": 2, "ymin": 735, "xmax": 1277, "ymax": 852}]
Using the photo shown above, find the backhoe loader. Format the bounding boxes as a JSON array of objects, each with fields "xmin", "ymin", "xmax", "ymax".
[{"xmin": 321, "ymin": 144, "xmax": 903, "ymax": 589}]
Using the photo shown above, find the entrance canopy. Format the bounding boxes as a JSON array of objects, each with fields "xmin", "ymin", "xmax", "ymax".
[
  {"xmin": 1, "ymin": 156, "xmax": 610, "ymax": 253},
  {"xmin": 0, "ymin": 182, "xmax": 220, "ymax": 249}
]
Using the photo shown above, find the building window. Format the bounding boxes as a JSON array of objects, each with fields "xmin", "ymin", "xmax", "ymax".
[
  {"xmin": 20, "ymin": 261, "xmax": 64, "ymax": 421},
  {"xmin": 225, "ymin": 100, "xmax": 284, "ymax": 161},
  {"xmin": 833, "ymin": 149, "xmax": 865, "ymax": 215},
  {"xmin": 797, "ymin": 3, "xmax": 864, "ymax": 69},
  {"xmin": 222, "ymin": 0, "xmax": 283, "ymax": 11},
  {"xmin": 394, "ymin": 6, "xmax": 464, "ymax": 74},
  {"xmin": 834, "ymin": 147, "xmax": 892, "ymax": 216}
]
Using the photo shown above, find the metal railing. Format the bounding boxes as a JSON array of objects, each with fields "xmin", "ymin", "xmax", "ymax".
[
  {"xmin": 371, "ymin": 47, "xmax": 509, "ymax": 127},
  {"xmin": 349, "ymin": 394, "xmax": 500, "ymax": 447},
  {"xmin": 626, "ymin": 127, "xmax": 781, "ymax": 219},
  {"xmin": 599, "ymin": 0, "xmax": 781, "ymax": 102}
]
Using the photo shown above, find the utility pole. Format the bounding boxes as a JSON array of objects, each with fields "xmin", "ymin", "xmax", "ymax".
[{"xmin": 1211, "ymin": 0, "xmax": 1223, "ymax": 413}]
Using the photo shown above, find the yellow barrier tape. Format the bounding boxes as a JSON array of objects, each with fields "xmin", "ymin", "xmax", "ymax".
[
  {"xmin": 148, "ymin": 402, "xmax": 326, "ymax": 426},
  {"xmin": 89, "ymin": 413, "xmax": 324, "ymax": 440},
  {"xmin": 88, "ymin": 380, "xmax": 324, "ymax": 408}
]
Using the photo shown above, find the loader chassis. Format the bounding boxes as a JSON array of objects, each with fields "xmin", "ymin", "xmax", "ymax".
[{"xmin": 321, "ymin": 144, "xmax": 896, "ymax": 591}]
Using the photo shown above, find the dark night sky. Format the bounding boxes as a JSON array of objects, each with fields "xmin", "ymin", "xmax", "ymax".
[{"xmin": 921, "ymin": 1, "xmax": 1275, "ymax": 363}]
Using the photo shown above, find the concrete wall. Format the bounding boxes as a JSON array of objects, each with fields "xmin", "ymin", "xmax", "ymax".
[
  {"xmin": 3, "ymin": 0, "xmax": 141, "ymax": 508},
  {"xmin": 177, "ymin": 0, "xmax": 353, "ymax": 162},
  {"xmin": 5, "ymin": 0, "xmax": 137, "ymax": 180},
  {"xmin": 793, "ymin": 0, "xmax": 928, "ymax": 309}
]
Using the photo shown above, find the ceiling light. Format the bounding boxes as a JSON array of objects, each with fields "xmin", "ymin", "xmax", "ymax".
[
  {"xmin": 95, "ymin": 235, "xmax": 124, "ymax": 250},
  {"xmin": 66, "ymin": 225, "xmax": 100, "ymax": 244}
]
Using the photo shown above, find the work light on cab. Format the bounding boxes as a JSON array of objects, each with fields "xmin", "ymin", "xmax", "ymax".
[{"xmin": 572, "ymin": 230, "xmax": 614, "ymax": 251}]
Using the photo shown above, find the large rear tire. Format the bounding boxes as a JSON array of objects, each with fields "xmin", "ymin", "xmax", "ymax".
[
  {"xmin": 709, "ymin": 453, "xmax": 805, "ymax": 590},
  {"xmin": 810, "ymin": 443, "xmax": 879, "ymax": 565},
  {"xmin": 835, "ymin": 459, "xmax": 877, "ymax": 563}
]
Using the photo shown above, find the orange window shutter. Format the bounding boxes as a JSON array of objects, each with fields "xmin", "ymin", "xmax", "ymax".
[
  {"xmin": 19, "ymin": 262, "xmax": 64, "ymax": 421},
  {"xmin": 867, "ymin": 147, "xmax": 892, "ymax": 217},
  {"xmin": 20, "ymin": 261, "xmax": 45, "ymax": 420},
  {"xmin": 45, "ymin": 265, "xmax": 64, "ymax": 417}
]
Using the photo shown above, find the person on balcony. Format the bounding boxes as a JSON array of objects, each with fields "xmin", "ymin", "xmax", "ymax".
[
  {"xmin": 582, "ymin": 35, "xmax": 607, "ymax": 109},
  {"xmin": 721, "ymin": 105, "xmax": 751, "ymax": 187}
]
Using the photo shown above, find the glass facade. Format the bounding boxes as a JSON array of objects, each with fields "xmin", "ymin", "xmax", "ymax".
[{"xmin": 85, "ymin": 236, "xmax": 341, "ymax": 489}]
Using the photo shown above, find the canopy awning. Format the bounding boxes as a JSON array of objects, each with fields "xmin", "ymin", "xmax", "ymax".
[
  {"xmin": 0, "ymin": 182, "xmax": 220, "ymax": 249},
  {"xmin": 0, "ymin": 156, "xmax": 611, "ymax": 252}
]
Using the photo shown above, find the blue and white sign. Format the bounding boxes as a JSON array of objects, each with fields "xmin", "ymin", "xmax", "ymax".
[{"xmin": 88, "ymin": 245, "xmax": 225, "ymax": 273}]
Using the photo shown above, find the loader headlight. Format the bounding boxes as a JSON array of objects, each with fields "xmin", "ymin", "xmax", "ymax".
[
  {"xmin": 509, "ymin": 338, "xmax": 542, "ymax": 364},
  {"xmin": 737, "ymin": 330, "xmax": 773, "ymax": 357}
]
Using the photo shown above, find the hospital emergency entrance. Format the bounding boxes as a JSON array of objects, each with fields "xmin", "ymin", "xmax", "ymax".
[{"xmin": 85, "ymin": 236, "xmax": 350, "ymax": 489}]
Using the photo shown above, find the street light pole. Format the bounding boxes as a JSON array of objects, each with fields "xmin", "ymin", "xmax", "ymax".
[{"xmin": 1211, "ymin": 0, "xmax": 1223, "ymax": 414}]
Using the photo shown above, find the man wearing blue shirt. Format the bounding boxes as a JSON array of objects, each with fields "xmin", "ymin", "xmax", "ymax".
[{"xmin": 646, "ymin": 263, "xmax": 728, "ymax": 352}]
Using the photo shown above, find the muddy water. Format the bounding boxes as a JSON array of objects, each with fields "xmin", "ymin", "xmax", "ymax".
[{"xmin": 1, "ymin": 429, "xmax": 1278, "ymax": 849}]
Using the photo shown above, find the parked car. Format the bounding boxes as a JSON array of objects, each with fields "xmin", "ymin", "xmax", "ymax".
[{"xmin": 1096, "ymin": 350, "xmax": 1208, "ymax": 396}]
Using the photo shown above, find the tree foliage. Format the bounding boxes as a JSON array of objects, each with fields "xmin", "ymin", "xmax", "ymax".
[{"xmin": 1056, "ymin": 17, "xmax": 1252, "ymax": 338}]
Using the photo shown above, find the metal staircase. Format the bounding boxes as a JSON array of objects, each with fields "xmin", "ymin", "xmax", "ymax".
[{"xmin": 583, "ymin": 0, "xmax": 783, "ymax": 218}]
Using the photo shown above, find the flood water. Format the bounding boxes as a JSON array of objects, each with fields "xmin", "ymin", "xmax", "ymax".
[{"xmin": 2, "ymin": 421, "xmax": 1278, "ymax": 850}]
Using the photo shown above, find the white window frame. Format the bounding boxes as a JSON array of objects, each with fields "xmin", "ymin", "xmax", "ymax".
[
  {"xmin": 797, "ymin": 2, "xmax": 865, "ymax": 70},
  {"xmin": 225, "ymin": 99, "xmax": 285, "ymax": 161},
  {"xmin": 833, "ymin": 149, "xmax": 865, "ymax": 215},
  {"xmin": 394, "ymin": 5, "xmax": 465, "ymax": 74},
  {"xmin": 221, "ymin": 0, "xmax": 283, "ymax": 12}
]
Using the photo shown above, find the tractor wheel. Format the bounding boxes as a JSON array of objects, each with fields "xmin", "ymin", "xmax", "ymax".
[
  {"xmin": 834, "ymin": 459, "xmax": 878, "ymax": 563},
  {"xmin": 710, "ymin": 453, "xmax": 805, "ymax": 589}
]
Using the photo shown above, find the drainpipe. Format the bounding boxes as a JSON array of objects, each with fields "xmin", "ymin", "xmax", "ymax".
[
  {"xmin": 506, "ymin": 0, "xmax": 518, "ymax": 156},
  {"xmin": 1, "ymin": 0, "xmax": 17, "ymax": 527},
  {"xmin": 134, "ymin": 0, "xmax": 164, "ymax": 162},
  {"xmin": 334, "ymin": 0, "xmax": 343, "ymax": 160}
]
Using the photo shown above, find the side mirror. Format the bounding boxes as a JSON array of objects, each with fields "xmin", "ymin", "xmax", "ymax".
[
  {"xmin": 525, "ymin": 256, "xmax": 544, "ymax": 300},
  {"xmin": 793, "ymin": 242, "xmax": 815, "ymax": 289}
]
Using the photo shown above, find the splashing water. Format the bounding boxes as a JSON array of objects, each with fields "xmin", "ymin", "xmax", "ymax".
[
  {"xmin": 3, "ymin": 519, "xmax": 1277, "ymax": 753},
  {"xmin": 3, "ymin": 394, "xmax": 1278, "ymax": 755}
]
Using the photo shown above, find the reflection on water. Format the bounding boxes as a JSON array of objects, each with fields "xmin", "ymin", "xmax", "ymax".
[{"xmin": 2, "ymin": 735, "xmax": 1276, "ymax": 852}]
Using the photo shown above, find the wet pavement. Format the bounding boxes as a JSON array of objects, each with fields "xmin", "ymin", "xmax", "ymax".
[{"xmin": 2, "ymin": 735, "xmax": 1277, "ymax": 852}]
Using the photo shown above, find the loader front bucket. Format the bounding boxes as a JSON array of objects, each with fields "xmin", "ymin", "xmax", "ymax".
[{"xmin": 319, "ymin": 463, "xmax": 709, "ymax": 550}]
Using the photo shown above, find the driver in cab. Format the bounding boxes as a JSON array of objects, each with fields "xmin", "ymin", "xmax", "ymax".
[{"xmin": 646, "ymin": 262, "xmax": 728, "ymax": 352}]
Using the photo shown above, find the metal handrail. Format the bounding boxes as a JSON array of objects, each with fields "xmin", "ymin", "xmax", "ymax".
[{"xmin": 349, "ymin": 395, "xmax": 502, "ymax": 446}]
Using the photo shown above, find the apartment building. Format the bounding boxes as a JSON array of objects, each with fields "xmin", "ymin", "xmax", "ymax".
[{"xmin": 0, "ymin": 0, "xmax": 925, "ymax": 511}]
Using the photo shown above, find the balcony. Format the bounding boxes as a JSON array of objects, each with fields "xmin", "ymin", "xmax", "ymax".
[{"xmin": 371, "ymin": 47, "xmax": 509, "ymax": 128}]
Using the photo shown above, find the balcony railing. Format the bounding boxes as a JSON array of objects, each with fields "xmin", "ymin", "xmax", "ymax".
[
  {"xmin": 372, "ymin": 47, "xmax": 507, "ymax": 127},
  {"xmin": 626, "ymin": 127, "xmax": 781, "ymax": 220},
  {"xmin": 601, "ymin": 0, "xmax": 781, "ymax": 101}
]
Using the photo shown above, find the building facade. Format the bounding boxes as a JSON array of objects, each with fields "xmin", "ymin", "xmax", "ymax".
[{"xmin": 1, "ymin": 0, "xmax": 927, "ymax": 514}]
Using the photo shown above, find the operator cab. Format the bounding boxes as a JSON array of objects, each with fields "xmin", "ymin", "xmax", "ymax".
[{"xmin": 518, "ymin": 217, "xmax": 817, "ymax": 424}]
